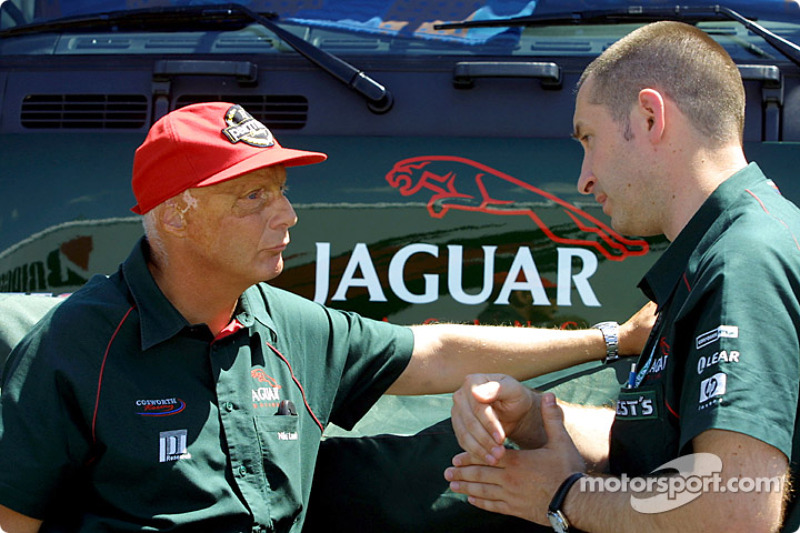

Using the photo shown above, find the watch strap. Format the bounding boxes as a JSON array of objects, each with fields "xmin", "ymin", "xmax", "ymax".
[
  {"xmin": 548, "ymin": 472, "xmax": 585, "ymax": 514},
  {"xmin": 547, "ymin": 472, "xmax": 585, "ymax": 532},
  {"xmin": 592, "ymin": 321, "xmax": 620, "ymax": 364}
]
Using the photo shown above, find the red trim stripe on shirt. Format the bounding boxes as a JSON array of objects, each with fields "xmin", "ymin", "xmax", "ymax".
[
  {"xmin": 265, "ymin": 341, "xmax": 324, "ymax": 432},
  {"xmin": 91, "ymin": 306, "xmax": 135, "ymax": 448},
  {"xmin": 746, "ymin": 188, "xmax": 800, "ymax": 251}
]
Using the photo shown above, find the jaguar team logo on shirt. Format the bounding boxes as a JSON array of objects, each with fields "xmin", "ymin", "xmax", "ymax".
[{"xmin": 251, "ymin": 369, "xmax": 283, "ymax": 408}]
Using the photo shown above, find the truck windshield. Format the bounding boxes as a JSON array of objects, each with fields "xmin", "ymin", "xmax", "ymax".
[{"xmin": 2, "ymin": 0, "xmax": 799, "ymax": 61}]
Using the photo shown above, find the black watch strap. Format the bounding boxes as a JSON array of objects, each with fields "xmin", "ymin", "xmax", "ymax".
[{"xmin": 548, "ymin": 472, "xmax": 585, "ymax": 516}]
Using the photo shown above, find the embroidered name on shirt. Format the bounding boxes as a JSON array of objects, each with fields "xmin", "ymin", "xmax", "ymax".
[{"xmin": 159, "ymin": 429, "xmax": 191, "ymax": 462}]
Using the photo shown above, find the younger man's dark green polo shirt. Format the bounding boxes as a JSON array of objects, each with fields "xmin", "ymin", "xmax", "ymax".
[
  {"xmin": 609, "ymin": 163, "xmax": 800, "ymax": 530},
  {"xmin": 0, "ymin": 238, "xmax": 414, "ymax": 532}
]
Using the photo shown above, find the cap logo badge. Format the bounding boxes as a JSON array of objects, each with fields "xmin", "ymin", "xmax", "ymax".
[{"xmin": 221, "ymin": 104, "xmax": 275, "ymax": 148}]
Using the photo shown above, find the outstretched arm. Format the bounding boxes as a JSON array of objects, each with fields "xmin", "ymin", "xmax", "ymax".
[{"xmin": 387, "ymin": 301, "xmax": 656, "ymax": 395}]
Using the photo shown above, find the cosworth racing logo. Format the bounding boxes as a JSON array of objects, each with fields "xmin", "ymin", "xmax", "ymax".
[
  {"xmin": 136, "ymin": 397, "xmax": 186, "ymax": 417},
  {"xmin": 385, "ymin": 156, "xmax": 649, "ymax": 262}
]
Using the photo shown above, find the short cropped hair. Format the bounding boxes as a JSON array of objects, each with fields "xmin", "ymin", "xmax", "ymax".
[
  {"xmin": 140, "ymin": 189, "xmax": 199, "ymax": 267},
  {"xmin": 578, "ymin": 21, "xmax": 745, "ymax": 145}
]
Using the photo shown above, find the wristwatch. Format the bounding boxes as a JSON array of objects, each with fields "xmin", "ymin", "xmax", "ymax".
[
  {"xmin": 592, "ymin": 321, "xmax": 619, "ymax": 364},
  {"xmin": 547, "ymin": 472, "xmax": 585, "ymax": 533}
]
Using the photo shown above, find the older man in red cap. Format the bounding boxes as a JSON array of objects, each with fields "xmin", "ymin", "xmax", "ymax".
[{"xmin": 0, "ymin": 102, "xmax": 653, "ymax": 533}]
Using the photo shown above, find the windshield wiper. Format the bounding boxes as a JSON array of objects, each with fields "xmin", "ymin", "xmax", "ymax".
[
  {"xmin": 217, "ymin": 4, "xmax": 393, "ymax": 113},
  {"xmin": 0, "ymin": 3, "xmax": 393, "ymax": 114},
  {"xmin": 435, "ymin": 5, "xmax": 800, "ymax": 69},
  {"xmin": 0, "ymin": 5, "xmax": 249, "ymax": 34}
]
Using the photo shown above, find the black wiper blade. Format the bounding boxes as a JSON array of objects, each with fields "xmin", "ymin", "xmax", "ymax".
[
  {"xmin": 0, "ymin": 6, "xmax": 252, "ymax": 36},
  {"xmin": 435, "ymin": 5, "xmax": 800, "ymax": 69},
  {"xmin": 222, "ymin": 4, "xmax": 393, "ymax": 114},
  {"xmin": 0, "ymin": 3, "xmax": 393, "ymax": 114},
  {"xmin": 435, "ymin": 5, "xmax": 725, "ymax": 29}
]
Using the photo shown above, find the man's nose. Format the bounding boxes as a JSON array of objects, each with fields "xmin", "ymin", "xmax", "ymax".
[
  {"xmin": 576, "ymin": 161, "xmax": 595, "ymax": 195},
  {"xmin": 272, "ymin": 195, "xmax": 298, "ymax": 228}
]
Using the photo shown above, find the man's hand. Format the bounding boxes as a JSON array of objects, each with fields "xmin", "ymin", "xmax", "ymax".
[
  {"xmin": 445, "ymin": 392, "xmax": 585, "ymax": 524},
  {"xmin": 450, "ymin": 374, "xmax": 542, "ymax": 465}
]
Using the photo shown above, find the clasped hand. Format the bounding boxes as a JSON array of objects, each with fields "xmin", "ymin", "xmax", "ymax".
[{"xmin": 445, "ymin": 374, "xmax": 585, "ymax": 525}]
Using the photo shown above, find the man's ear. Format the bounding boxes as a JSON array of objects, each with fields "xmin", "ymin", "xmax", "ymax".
[
  {"xmin": 636, "ymin": 88, "xmax": 666, "ymax": 143},
  {"xmin": 159, "ymin": 200, "xmax": 188, "ymax": 236}
]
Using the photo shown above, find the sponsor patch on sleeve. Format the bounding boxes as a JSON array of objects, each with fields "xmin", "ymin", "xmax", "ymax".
[
  {"xmin": 698, "ymin": 372, "xmax": 727, "ymax": 410},
  {"xmin": 695, "ymin": 325, "xmax": 739, "ymax": 350}
]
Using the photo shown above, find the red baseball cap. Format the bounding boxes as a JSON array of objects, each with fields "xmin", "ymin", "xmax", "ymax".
[{"xmin": 131, "ymin": 102, "xmax": 327, "ymax": 214}]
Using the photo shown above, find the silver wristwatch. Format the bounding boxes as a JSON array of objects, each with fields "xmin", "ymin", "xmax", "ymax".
[{"xmin": 592, "ymin": 321, "xmax": 619, "ymax": 364}]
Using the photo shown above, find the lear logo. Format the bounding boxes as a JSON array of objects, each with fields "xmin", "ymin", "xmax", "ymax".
[
  {"xmin": 696, "ymin": 351, "xmax": 740, "ymax": 375},
  {"xmin": 695, "ymin": 325, "xmax": 739, "ymax": 350},
  {"xmin": 159, "ymin": 429, "xmax": 191, "ymax": 462}
]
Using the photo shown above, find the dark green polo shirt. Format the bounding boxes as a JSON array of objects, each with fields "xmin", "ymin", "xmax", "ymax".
[
  {"xmin": 0, "ymin": 238, "xmax": 414, "ymax": 532},
  {"xmin": 609, "ymin": 163, "xmax": 800, "ymax": 530}
]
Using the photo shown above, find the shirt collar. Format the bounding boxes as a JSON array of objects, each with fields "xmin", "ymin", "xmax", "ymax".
[
  {"xmin": 239, "ymin": 284, "xmax": 278, "ymax": 343},
  {"xmin": 639, "ymin": 162, "xmax": 766, "ymax": 305},
  {"xmin": 122, "ymin": 239, "xmax": 280, "ymax": 349},
  {"xmin": 122, "ymin": 238, "xmax": 189, "ymax": 350}
]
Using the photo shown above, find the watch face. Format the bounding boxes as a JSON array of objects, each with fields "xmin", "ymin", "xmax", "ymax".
[{"xmin": 548, "ymin": 510, "xmax": 569, "ymax": 533}]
